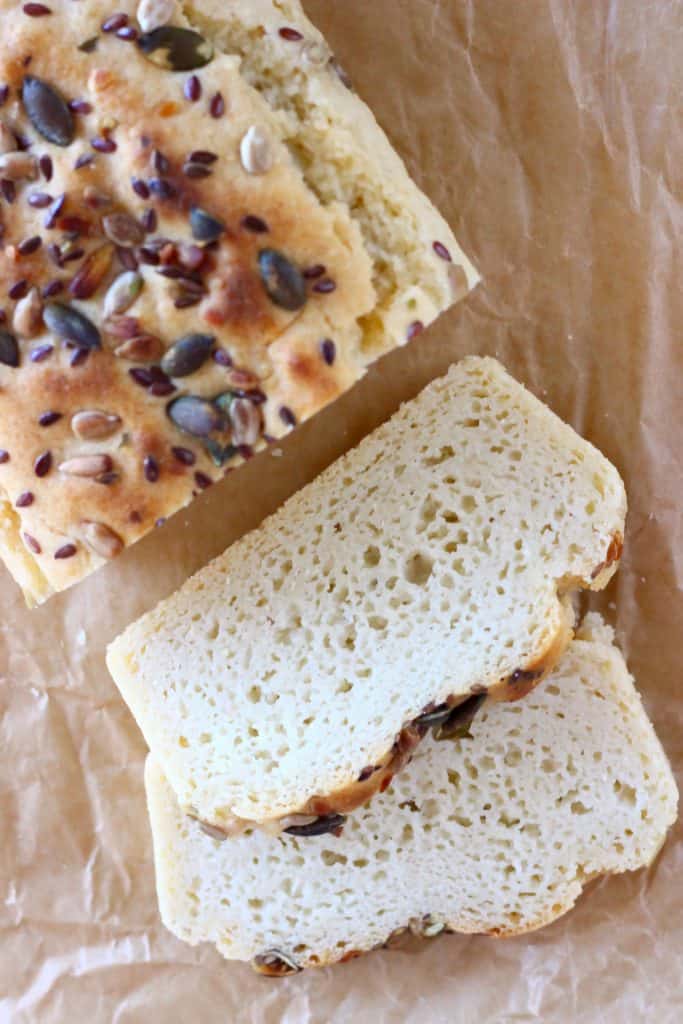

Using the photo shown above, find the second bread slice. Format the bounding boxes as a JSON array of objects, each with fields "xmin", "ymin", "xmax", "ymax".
[{"xmin": 108, "ymin": 357, "xmax": 626, "ymax": 831}]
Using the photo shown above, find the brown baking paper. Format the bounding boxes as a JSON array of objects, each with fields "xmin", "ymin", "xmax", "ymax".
[{"xmin": 2, "ymin": 1, "xmax": 682, "ymax": 1020}]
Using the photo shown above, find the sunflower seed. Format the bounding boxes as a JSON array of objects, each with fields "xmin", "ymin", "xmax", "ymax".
[
  {"xmin": 114, "ymin": 334, "xmax": 165, "ymax": 362},
  {"xmin": 252, "ymin": 950, "xmax": 301, "ymax": 978},
  {"xmin": 283, "ymin": 813, "xmax": 346, "ymax": 838},
  {"xmin": 68, "ymin": 243, "xmax": 115, "ymax": 300},
  {"xmin": 12, "ymin": 287, "xmax": 43, "ymax": 337},
  {"xmin": 43, "ymin": 303, "xmax": 101, "ymax": 349},
  {"xmin": 433, "ymin": 693, "xmax": 486, "ymax": 742},
  {"xmin": 160, "ymin": 332, "xmax": 214, "ymax": 377},
  {"xmin": 80, "ymin": 520, "xmax": 124, "ymax": 559},
  {"xmin": 239, "ymin": 125, "xmax": 273, "ymax": 175},
  {"xmin": 102, "ymin": 212, "xmax": 146, "ymax": 248},
  {"xmin": 21, "ymin": 76, "xmax": 74, "ymax": 146},
  {"xmin": 103, "ymin": 271, "xmax": 143, "ymax": 318},
  {"xmin": 0, "ymin": 330, "xmax": 20, "ymax": 367},
  {"xmin": 229, "ymin": 396, "xmax": 262, "ymax": 447},
  {"xmin": 59, "ymin": 454, "xmax": 113, "ymax": 478},
  {"xmin": 189, "ymin": 206, "xmax": 225, "ymax": 242},
  {"xmin": 0, "ymin": 150, "xmax": 38, "ymax": 181},
  {"xmin": 137, "ymin": 26, "xmax": 213, "ymax": 71},
  {"xmin": 258, "ymin": 249, "xmax": 307, "ymax": 311},
  {"xmin": 167, "ymin": 395, "xmax": 226, "ymax": 437},
  {"xmin": 196, "ymin": 819, "xmax": 229, "ymax": 842},
  {"xmin": 71, "ymin": 410, "xmax": 122, "ymax": 441},
  {"xmin": 136, "ymin": 0, "xmax": 176, "ymax": 33}
]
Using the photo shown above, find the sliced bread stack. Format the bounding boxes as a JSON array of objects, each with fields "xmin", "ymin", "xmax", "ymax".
[{"xmin": 106, "ymin": 355, "xmax": 678, "ymax": 972}]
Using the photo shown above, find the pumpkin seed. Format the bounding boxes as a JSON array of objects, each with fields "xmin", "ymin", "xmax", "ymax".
[
  {"xmin": 161, "ymin": 332, "xmax": 214, "ymax": 377},
  {"xmin": 22, "ymin": 76, "xmax": 74, "ymax": 147},
  {"xmin": 102, "ymin": 212, "xmax": 146, "ymax": 248},
  {"xmin": 189, "ymin": 206, "xmax": 225, "ymax": 242},
  {"xmin": 433, "ymin": 693, "xmax": 486, "ymax": 742},
  {"xmin": 0, "ymin": 330, "xmax": 20, "ymax": 367},
  {"xmin": 68, "ymin": 243, "xmax": 115, "ymax": 300},
  {"xmin": 114, "ymin": 334, "xmax": 165, "ymax": 362},
  {"xmin": 167, "ymin": 395, "xmax": 226, "ymax": 438},
  {"xmin": 283, "ymin": 813, "xmax": 346, "ymax": 838},
  {"xmin": 81, "ymin": 520, "xmax": 124, "ymax": 559},
  {"xmin": 203, "ymin": 438, "xmax": 237, "ymax": 467},
  {"xmin": 137, "ymin": 26, "xmax": 213, "ymax": 71},
  {"xmin": 43, "ymin": 303, "xmax": 101, "ymax": 349},
  {"xmin": 258, "ymin": 249, "xmax": 307, "ymax": 311},
  {"xmin": 252, "ymin": 950, "xmax": 301, "ymax": 978},
  {"xmin": 103, "ymin": 271, "xmax": 143, "ymax": 318},
  {"xmin": 71, "ymin": 410, "xmax": 122, "ymax": 441}
]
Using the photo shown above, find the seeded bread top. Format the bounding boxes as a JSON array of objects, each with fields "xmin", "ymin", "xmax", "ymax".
[{"xmin": 0, "ymin": 0, "xmax": 477, "ymax": 604}]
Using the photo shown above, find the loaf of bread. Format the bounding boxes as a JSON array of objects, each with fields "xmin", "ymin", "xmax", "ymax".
[
  {"xmin": 0, "ymin": 0, "xmax": 477, "ymax": 604},
  {"xmin": 109, "ymin": 357, "xmax": 627, "ymax": 832},
  {"xmin": 145, "ymin": 616, "xmax": 678, "ymax": 972}
]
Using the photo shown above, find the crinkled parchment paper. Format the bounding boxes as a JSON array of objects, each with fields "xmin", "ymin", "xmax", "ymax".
[{"xmin": 1, "ymin": 2, "xmax": 682, "ymax": 1021}]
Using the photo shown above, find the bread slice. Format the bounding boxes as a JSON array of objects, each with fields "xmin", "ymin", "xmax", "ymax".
[
  {"xmin": 144, "ymin": 616, "xmax": 678, "ymax": 972},
  {"xmin": 0, "ymin": 1, "xmax": 476, "ymax": 605},
  {"xmin": 109, "ymin": 357, "xmax": 627, "ymax": 831}
]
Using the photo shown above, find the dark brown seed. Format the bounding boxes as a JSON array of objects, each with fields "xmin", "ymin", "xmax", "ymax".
[
  {"xmin": 189, "ymin": 206, "xmax": 225, "ymax": 242},
  {"xmin": 161, "ymin": 333, "xmax": 214, "ymax": 377},
  {"xmin": 91, "ymin": 137, "xmax": 117, "ymax": 153},
  {"xmin": 1, "ymin": 180, "xmax": 16, "ymax": 203},
  {"xmin": 58, "ymin": 215, "xmax": 91, "ymax": 235},
  {"xmin": 167, "ymin": 395, "xmax": 226, "ymax": 438},
  {"xmin": 149, "ymin": 379, "xmax": 176, "ymax": 397},
  {"xmin": 279, "ymin": 27, "xmax": 304, "ymax": 41},
  {"xmin": 138, "ymin": 26, "xmax": 214, "ymax": 71},
  {"xmin": 39, "ymin": 154, "xmax": 53, "ymax": 180},
  {"xmin": 172, "ymin": 446, "xmax": 196, "ymax": 466},
  {"xmin": 258, "ymin": 249, "xmax": 307, "ymax": 311},
  {"xmin": 153, "ymin": 151, "xmax": 170, "ymax": 175},
  {"xmin": 245, "ymin": 388, "xmax": 267, "ymax": 405},
  {"xmin": 97, "ymin": 471, "xmax": 119, "ymax": 486},
  {"xmin": 43, "ymin": 303, "xmax": 101, "ymax": 349},
  {"xmin": 43, "ymin": 193, "xmax": 65, "ymax": 230},
  {"xmin": 0, "ymin": 86, "xmax": 7, "ymax": 106},
  {"xmin": 212, "ymin": 348, "xmax": 232, "ymax": 367},
  {"xmin": 140, "ymin": 208, "xmax": 157, "ymax": 233},
  {"xmin": 320, "ymin": 338, "xmax": 336, "ymax": 365},
  {"xmin": 174, "ymin": 295, "xmax": 201, "ymax": 309},
  {"xmin": 148, "ymin": 177, "xmax": 176, "ymax": 199},
  {"xmin": 433, "ymin": 240, "xmax": 453, "ymax": 262},
  {"xmin": 182, "ymin": 161, "xmax": 211, "ymax": 179},
  {"xmin": 194, "ymin": 471, "xmax": 212, "ymax": 490},
  {"xmin": 188, "ymin": 150, "xmax": 217, "ymax": 165},
  {"xmin": 23, "ymin": 532, "xmax": 41, "ymax": 554},
  {"xmin": 42, "ymin": 280, "xmax": 63, "ymax": 298},
  {"xmin": 115, "ymin": 334, "xmax": 164, "ymax": 362},
  {"xmin": 34, "ymin": 450, "xmax": 52, "ymax": 476},
  {"xmin": 68, "ymin": 99, "xmax": 92, "ymax": 114},
  {"xmin": 117, "ymin": 246, "xmax": 139, "ymax": 271},
  {"xmin": 177, "ymin": 244, "xmax": 205, "ymax": 271},
  {"xmin": 16, "ymin": 491, "xmax": 34, "ymax": 507},
  {"xmin": 74, "ymin": 153, "xmax": 95, "ymax": 169},
  {"xmin": 116, "ymin": 25, "xmax": 138, "ymax": 41},
  {"xmin": 23, "ymin": 4, "xmax": 52, "ymax": 18},
  {"xmin": 0, "ymin": 330, "xmax": 20, "ymax": 367},
  {"xmin": 61, "ymin": 247, "xmax": 85, "ymax": 264},
  {"xmin": 209, "ymin": 92, "xmax": 224, "ymax": 118},
  {"xmin": 28, "ymin": 191, "xmax": 53, "ymax": 208},
  {"xmin": 131, "ymin": 178, "xmax": 150, "ymax": 199},
  {"xmin": 184, "ymin": 75, "xmax": 201, "ymax": 102},
  {"xmin": 102, "ymin": 13, "xmax": 128, "ymax": 32},
  {"xmin": 18, "ymin": 236, "xmax": 42, "ymax": 256},
  {"xmin": 241, "ymin": 214, "xmax": 269, "ymax": 234},
  {"xmin": 143, "ymin": 455, "xmax": 159, "ymax": 482},
  {"xmin": 70, "ymin": 347, "xmax": 89, "ymax": 367},
  {"xmin": 22, "ymin": 76, "xmax": 74, "ymax": 147},
  {"xmin": 129, "ymin": 367, "xmax": 154, "ymax": 388},
  {"xmin": 54, "ymin": 543, "xmax": 77, "ymax": 560},
  {"xmin": 433, "ymin": 694, "xmax": 487, "ymax": 742},
  {"xmin": 138, "ymin": 246, "xmax": 160, "ymax": 266},
  {"xmin": 279, "ymin": 406, "xmax": 296, "ymax": 427},
  {"xmin": 30, "ymin": 343, "xmax": 53, "ymax": 362},
  {"xmin": 284, "ymin": 813, "xmax": 346, "ymax": 837},
  {"xmin": 0, "ymin": 450, "xmax": 9, "ymax": 463},
  {"xmin": 9, "ymin": 280, "xmax": 28, "ymax": 301},
  {"xmin": 312, "ymin": 277, "xmax": 336, "ymax": 294},
  {"xmin": 38, "ymin": 411, "xmax": 61, "ymax": 427},
  {"xmin": 78, "ymin": 37, "xmax": 99, "ymax": 54}
]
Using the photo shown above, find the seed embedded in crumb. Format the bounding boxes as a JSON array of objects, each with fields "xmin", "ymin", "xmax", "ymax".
[
  {"xmin": 279, "ymin": 406, "xmax": 297, "ymax": 428},
  {"xmin": 172, "ymin": 446, "xmax": 196, "ymax": 466},
  {"xmin": 16, "ymin": 491, "xmax": 34, "ymax": 507},
  {"xmin": 240, "ymin": 126, "xmax": 273, "ymax": 176},
  {"xmin": 320, "ymin": 338, "xmax": 336, "ymax": 365},
  {"xmin": 23, "ymin": 532, "xmax": 41, "ymax": 554},
  {"xmin": 34, "ymin": 451, "xmax": 52, "ymax": 477},
  {"xmin": 54, "ymin": 542, "xmax": 77, "ymax": 560},
  {"xmin": 279, "ymin": 27, "xmax": 304, "ymax": 41},
  {"xmin": 81, "ymin": 520, "xmax": 124, "ymax": 559},
  {"xmin": 71, "ymin": 410, "xmax": 121, "ymax": 441},
  {"xmin": 144, "ymin": 455, "xmax": 160, "ymax": 482},
  {"xmin": 59, "ymin": 454, "xmax": 113, "ymax": 478},
  {"xmin": 194, "ymin": 471, "xmax": 212, "ymax": 490},
  {"xmin": 91, "ymin": 136, "xmax": 117, "ymax": 154},
  {"xmin": 23, "ymin": 3, "xmax": 52, "ymax": 16},
  {"xmin": 102, "ymin": 13, "xmax": 128, "ymax": 33},
  {"xmin": 131, "ymin": 177, "xmax": 151, "ymax": 199},
  {"xmin": 407, "ymin": 320, "xmax": 424, "ymax": 341},
  {"xmin": 30, "ymin": 343, "xmax": 53, "ymax": 362},
  {"xmin": 184, "ymin": 74, "xmax": 201, "ymax": 102},
  {"xmin": 39, "ymin": 154, "xmax": 53, "ymax": 180},
  {"xmin": 38, "ymin": 411, "xmax": 61, "ymax": 427},
  {"xmin": 209, "ymin": 92, "xmax": 225, "ymax": 118},
  {"xmin": 241, "ymin": 214, "xmax": 269, "ymax": 234},
  {"xmin": 0, "ymin": 450, "xmax": 9, "ymax": 463},
  {"xmin": 312, "ymin": 277, "xmax": 336, "ymax": 294},
  {"xmin": 433, "ymin": 240, "xmax": 453, "ymax": 262}
]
